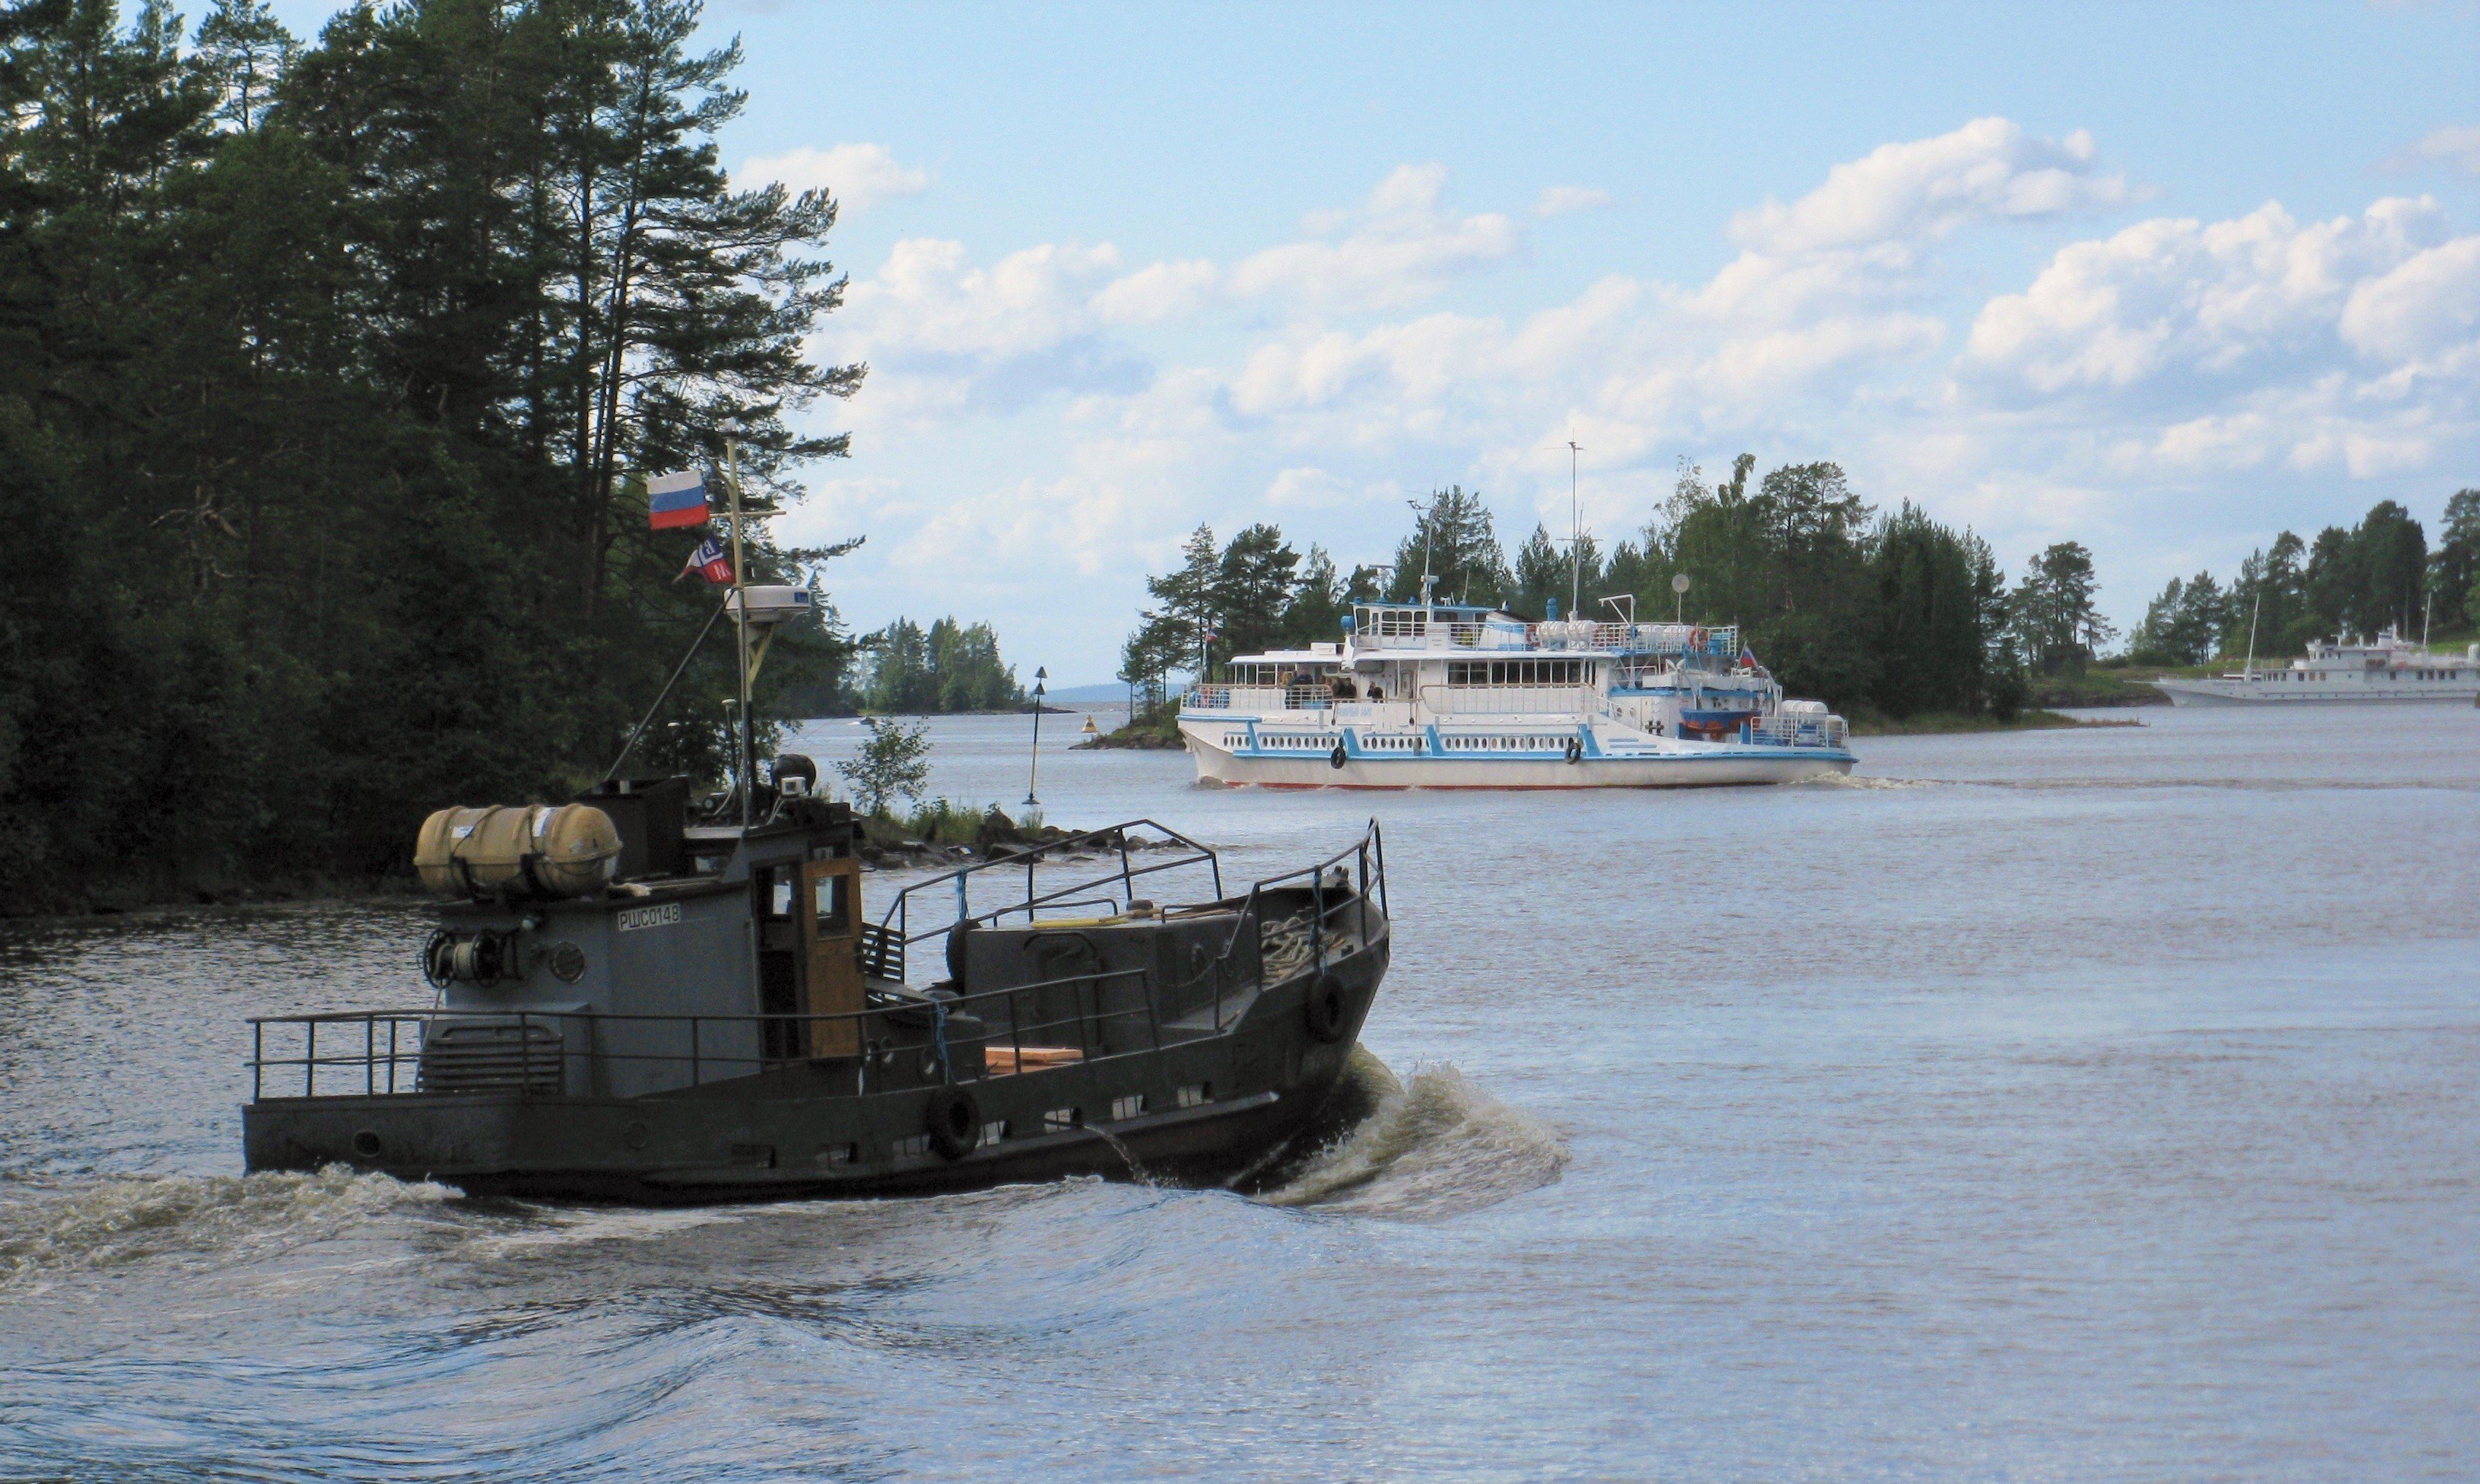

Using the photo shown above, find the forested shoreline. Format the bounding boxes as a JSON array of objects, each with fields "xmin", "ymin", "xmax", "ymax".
[
  {"xmin": 2127, "ymin": 493, "xmax": 2478, "ymax": 666},
  {"xmin": 0, "ymin": 0, "xmax": 864, "ymax": 911},
  {"xmin": 1120, "ymin": 461, "xmax": 2480, "ymax": 725}
]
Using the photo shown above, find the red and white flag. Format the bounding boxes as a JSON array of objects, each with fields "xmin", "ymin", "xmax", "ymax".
[{"xmin": 677, "ymin": 536, "xmax": 733, "ymax": 585}]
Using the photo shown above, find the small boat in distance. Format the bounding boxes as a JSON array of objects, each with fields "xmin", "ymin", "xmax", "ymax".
[
  {"xmin": 1179, "ymin": 589, "xmax": 1854, "ymax": 789},
  {"xmin": 2148, "ymin": 630, "xmax": 2480, "ymax": 706}
]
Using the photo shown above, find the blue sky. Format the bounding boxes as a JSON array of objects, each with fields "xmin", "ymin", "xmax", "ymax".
[{"xmin": 271, "ymin": 0, "xmax": 2480, "ymax": 681}]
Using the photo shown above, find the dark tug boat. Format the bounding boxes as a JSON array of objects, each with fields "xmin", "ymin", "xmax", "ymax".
[{"xmin": 240, "ymin": 774, "xmax": 1391, "ymax": 1201}]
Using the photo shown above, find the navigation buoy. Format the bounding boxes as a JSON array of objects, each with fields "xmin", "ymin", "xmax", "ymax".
[{"xmin": 1081, "ymin": 714, "xmax": 1098, "ymax": 735}]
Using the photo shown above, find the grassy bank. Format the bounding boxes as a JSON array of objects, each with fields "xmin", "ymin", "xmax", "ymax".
[
  {"xmin": 1848, "ymin": 708, "xmax": 2143, "ymax": 737},
  {"xmin": 2024, "ymin": 669, "xmax": 2169, "ymax": 708}
]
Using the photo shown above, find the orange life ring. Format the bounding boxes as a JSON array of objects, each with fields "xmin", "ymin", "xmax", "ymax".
[{"xmin": 1687, "ymin": 626, "xmax": 1708, "ymax": 651}]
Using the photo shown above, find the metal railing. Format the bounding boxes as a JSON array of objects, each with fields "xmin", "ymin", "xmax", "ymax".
[
  {"xmin": 1341, "ymin": 617, "xmax": 1745, "ymax": 658},
  {"xmin": 248, "ymin": 965, "xmax": 1163, "ymax": 1102},
  {"xmin": 1745, "ymin": 712, "xmax": 1850, "ymax": 749},
  {"xmin": 874, "ymin": 819, "xmax": 1225, "ymax": 967},
  {"xmin": 1182, "ymin": 684, "xmax": 1344, "ymax": 712}
]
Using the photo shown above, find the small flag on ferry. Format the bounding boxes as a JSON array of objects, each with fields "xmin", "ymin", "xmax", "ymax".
[
  {"xmin": 646, "ymin": 470, "xmax": 709, "ymax": 530},
  {"xmin": 679, "ymin": 536, "xmax": 734, "ymax": 585},
  {"xmin": 1741, "ymin": 646, "xmax": 1757, "ymax": 667}
]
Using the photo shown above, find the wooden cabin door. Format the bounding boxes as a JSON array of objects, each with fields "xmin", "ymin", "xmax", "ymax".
[{"xmin": 801, "ymin": 857, "xmax": 865, "ymax": 1057}]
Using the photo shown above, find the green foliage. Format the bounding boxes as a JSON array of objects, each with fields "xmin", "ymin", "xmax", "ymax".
[
  {"xmin": 2130, "ymin": 572, "xmax": 2230, "ymax": 666},
  {"xmin": 1279, "ymin": 546, "xmax": 1352, "ymax": 649},
  {"xmin": 899, "ymin": 797, "xmax": 1001, "ymax": 844},
  {"xmin": 836, "ymin": 716, "xmax": 931, "ymax": 816},
  {"xmin": 2185, "ymin": 501, "xmax": 2454, "ymax": 668},
  {"xmin": 1214, "ymin": 523, "xmax": 1303, "ymax": 659},
  {"xmin": 2009, "ymin": 542, "xmax": 2114, "ymax": 673},
  {"xmin": 1869, "ymin": 503, "xmax": 1999, "ymax": 716},
  {"xmin": 1117, "ymin": 525, "xmax": 1379, "ymax": 703},
  {"xmin": 0, "ymin": 0, "xmax": 862, "ymax": 906},
  {"xmin": 1507, "ymin": 525, "xmax": 1604, "ymax": 620},
  {"xmin": 2434, "ymin": 490, "xmax": 2479, "ymax": 631},
  {"xmin": 1386, "ymin": 485, "xmax": 1506, "ymax": 605},
  {"xmin": 859, "ymin": 616, "xmax": 1023, "ymax": 714}
]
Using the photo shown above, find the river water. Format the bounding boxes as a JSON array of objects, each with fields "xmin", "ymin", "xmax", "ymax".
[{"xmin": 3, "ymin": 703, "xmax": 2476, "ymax": 1480}]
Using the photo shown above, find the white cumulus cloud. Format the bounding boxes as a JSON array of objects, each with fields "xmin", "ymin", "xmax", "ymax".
[
  {"xmin": 1729, "ymin": 117, "xmax": 2128, "ymax": 255},
  {"xmin": 1961, "ymin": 196, "xmax": 2474, "ymax": 395},
  {"xmin": 2395, "ymin": 124, "xmax": 2480, "ymax": 177},
  {"xmin": 790, "ymin": 122, "xmax": 2478, "ymax": 679},
  {"xmin": 741, "ymin": 142, "xmax": 930, "ymax": 215},
  {"xmin": 1230, "ymin": 163, "xmax": 1523, "ymax": 311},
  {"xmin": 2338, "ymin": 234, "xmax": 2480, "ymax": 363}
]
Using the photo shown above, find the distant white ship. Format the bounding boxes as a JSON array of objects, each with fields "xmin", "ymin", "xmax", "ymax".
[
  {"xmin": 1177, "ymin": 592, "xmax": 1855, "ymax": 789},
  {"xmin": 2149, "ymin": 629, "xmax": 2480, "ymax": 706}
]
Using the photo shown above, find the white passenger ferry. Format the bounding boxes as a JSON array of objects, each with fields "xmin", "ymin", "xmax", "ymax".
[
  {"xmin": 1179, "ymin": 594, "xmax": 1855, "ymax": 789},
  {"xmin": 2148, "ymin": 630, "xmax": 2480, "ymax": 706}
]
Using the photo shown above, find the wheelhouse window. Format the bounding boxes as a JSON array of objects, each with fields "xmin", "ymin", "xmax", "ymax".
[{"xmin": 815, "ymin": 872, "xmax": 851, "ymax": 935}]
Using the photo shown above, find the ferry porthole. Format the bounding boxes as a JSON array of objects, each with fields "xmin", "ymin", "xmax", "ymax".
[
  {"xmin": 623, "ymin": 1121, "xmax": 650, "ymax": 1151},
  {"xmin": 350, "ymin": 1129, "xmax": 383, "ymax": 1161}
]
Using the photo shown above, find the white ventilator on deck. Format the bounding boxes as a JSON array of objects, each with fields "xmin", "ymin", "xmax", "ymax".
[{"xmin": 1177, "ymin": 600, "xmax": 1855, "ymax": 789}]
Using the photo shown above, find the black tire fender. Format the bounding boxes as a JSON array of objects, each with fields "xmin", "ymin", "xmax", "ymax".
[
  {"xmin": 1564, "ymin": 735, "xmax": 1583, "ymax": 764},
  {"xmin": 1328, "ymin": 742, "xmax": 1347, "ymax": 769},
  {"xmin": 1304, "ymin": 971, "xmax": 1352, "ymax": 1043},
  {"xmin": 926, "ymin": 1086, "xmax": 981, "ymax": 1159}
]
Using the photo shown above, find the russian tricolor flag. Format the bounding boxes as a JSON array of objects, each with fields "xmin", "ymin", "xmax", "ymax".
[{"xmin": 647, "ymin": 470, "xmax": 709, "ymax": 530}]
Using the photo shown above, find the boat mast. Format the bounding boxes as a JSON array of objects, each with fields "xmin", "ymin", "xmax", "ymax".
[
  {"xmin": 1406, "ymin": 492, "xmax": 1438, "ymax": 615},
  {"xmin": 725, "ymin": 436, "xmax": 753, "ymax": 830},
  {"xmin": 1565, "ymin": 438, "xmax": 1584, "ymax": 625},
  {"xmin": 2244, "ymin": 590, "xmax": 2260, "ymax": 681}
]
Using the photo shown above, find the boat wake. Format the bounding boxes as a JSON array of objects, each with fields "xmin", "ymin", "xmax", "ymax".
[
  {"xmin": 1796, "ymin": 771, "xmax": 1931, "ymax": 789},
  {"xmin": 1255, "ymin": 1047, "xmax": 1568, "ymax": 1220},
  {"xmin": 0, "ymin": 1165, "xmax": 453, "ymax": 1288}
]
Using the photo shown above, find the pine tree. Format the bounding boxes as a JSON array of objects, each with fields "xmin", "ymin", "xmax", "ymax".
[
  {"xmin": 1386, "ymin": 486, "xmax": 1505, "ymax": 605},
  {"xmin": 1213, "ymin": 523, "xmax": 1302, "ymax": 658}
]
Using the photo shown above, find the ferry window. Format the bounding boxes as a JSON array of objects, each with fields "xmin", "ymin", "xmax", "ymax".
[{"xmin": 763, "ymin": 868, "xmax": 794, "ymax": 920}]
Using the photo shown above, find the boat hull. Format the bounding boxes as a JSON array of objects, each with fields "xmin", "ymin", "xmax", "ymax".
[
  {"xmin": 242, "ymin": 939, "xmax": 1386, "ymax": 1202},
  {"xmin": 2150, "ymin": 679, "xmax": 2480, "ymax": 706},
  {"xmin": 1185, "ymin": 735, "xmax": 1854, "ymax": 789}
]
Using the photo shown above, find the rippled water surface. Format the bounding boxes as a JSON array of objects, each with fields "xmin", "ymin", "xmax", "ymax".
[{"xmin": 4, "ymin": 703, "xmax": 2477, "ymax": 1480}]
